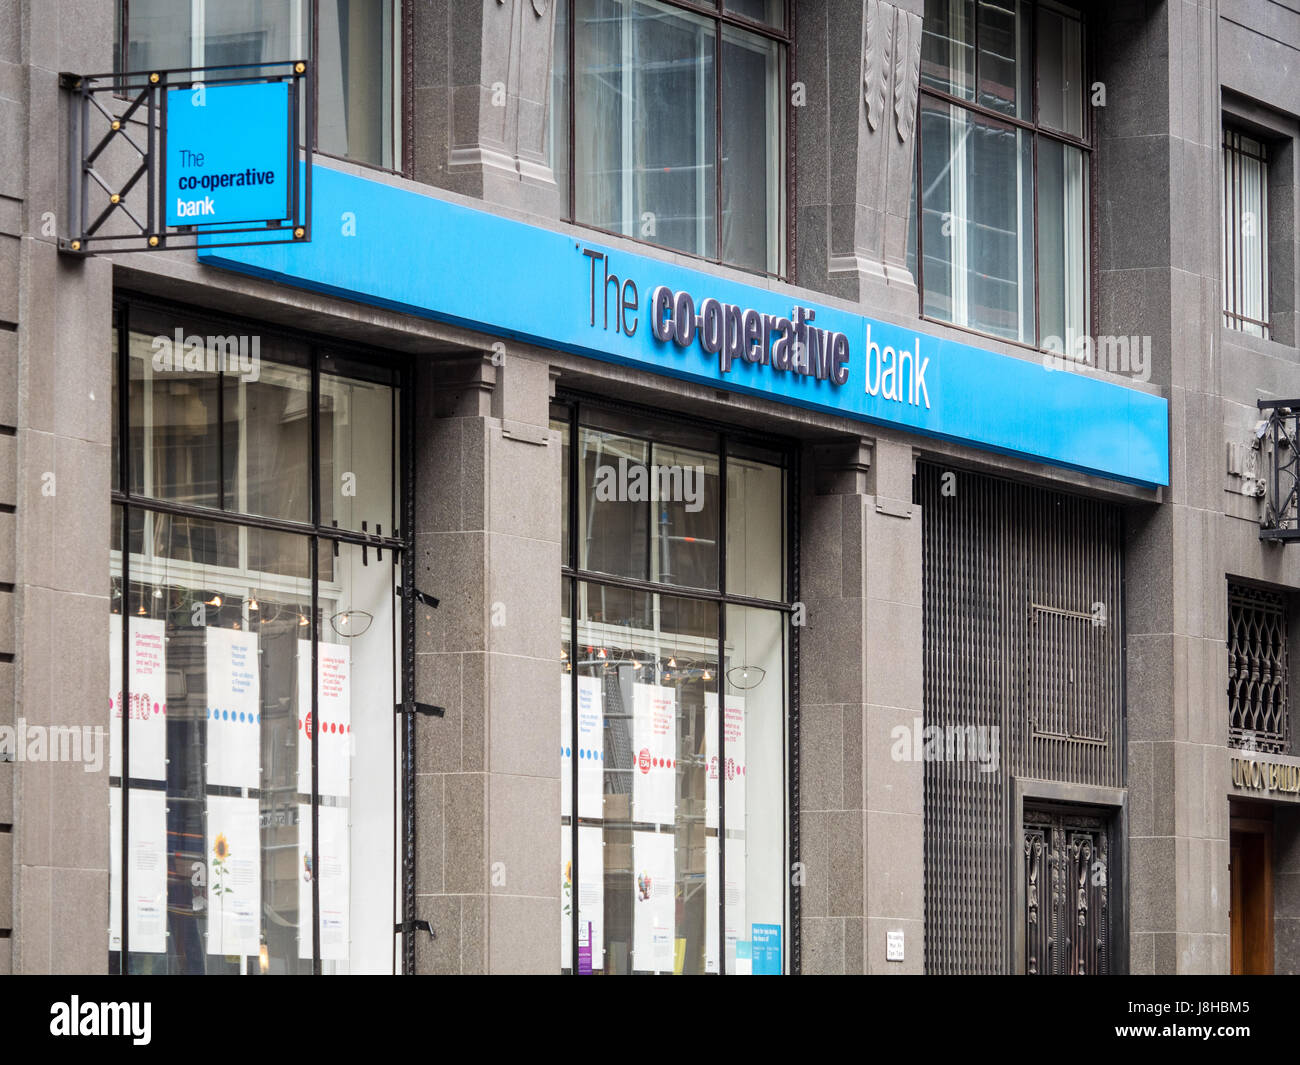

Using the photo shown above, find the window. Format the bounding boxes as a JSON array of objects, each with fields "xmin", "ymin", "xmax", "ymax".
[
  {"xmin": 109, "ymin": 299, "xmax": 404, "ymax": 973},
  {"xmin": 1222, "ymin": 128, "xmax": 1270, "ymax": 338},
  {"xmin": 1228, "ymin": 584, "xmax": 1290, "ymax": 754},
  {"xmin": 557, "ymin": 0, "xmax": 787, "ymax": 276},
  {"xmin": 554, "ymin": 400, "xmax": 793, "ymax": 974},
  {"xmin": 115, "ymin": 0, "xmax": 401, "ymax": 170},
  {"xmin": 912, "ymin": 0, "xmax": 1090, "ymax": 347}
]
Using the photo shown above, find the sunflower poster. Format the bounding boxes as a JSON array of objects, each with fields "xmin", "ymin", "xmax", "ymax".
[{"xmin": 205, "ymin": 796, "xmax": 261, "ymax": 957}]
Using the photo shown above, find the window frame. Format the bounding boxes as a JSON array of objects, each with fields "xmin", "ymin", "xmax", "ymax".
[
  {"xmin": 109, "ymin": 291, "xmax": 415, "ymax": 974},
  {"xmin": 554, "ymin": 390, "xmax": 801, "ymax": 974},
  {"xmin": 558, "ymin": 0, "xmax": 794, "ymax": 280},
  {"xmin": 115, "ymin": 0, "xmax": 409, "ymax": 176},
  {"xmin": 913, "ymin": 0, "xmax": 1097, "ymax": 353}
]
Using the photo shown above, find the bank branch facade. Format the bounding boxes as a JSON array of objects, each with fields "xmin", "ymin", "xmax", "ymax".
[{"xmin": 1, "ymin": 0, "xmax": 1298, "ymax": 976}]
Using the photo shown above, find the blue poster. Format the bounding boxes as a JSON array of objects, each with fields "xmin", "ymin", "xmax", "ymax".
[
  {"xmin": 165, "ymin": 81, "xmax": 292, "ymax": 227},
  {"xmin": 752, "ymin": 923, "xmax": 781, "ymax": 975}
]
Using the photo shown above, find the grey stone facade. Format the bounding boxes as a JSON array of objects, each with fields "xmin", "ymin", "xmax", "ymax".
[{"xmin": 0, "ymin": 0, "xmax": 1296, "ymax": 975}]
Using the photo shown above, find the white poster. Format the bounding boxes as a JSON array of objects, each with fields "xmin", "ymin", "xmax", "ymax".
[
  {"xmin": 108, "ymin": 786, "xmax": 168, "ymax": 954},
  {"xmin": 705, "ymin": 835, "xmax": 747, "ymax": 974},
  {"xmin": 299, "ymin": 804, "xmax": 350, "ymax": 962},
  {"xmin": 631, "ymin": 829, "xmax": 674, "ymax": 974},
  {"xmin": 704, "ymin": 693, "xmax": 746, "ymax": 830},
  {"xmin": 109, "ymin": 615, "xmax": 168, "ymax": 781},
  {"xmin": 296, "ymin": 640, "xmax": 351, "ymax": 797},
  {"xmin": 632, "ymin": 684, "xmax": 676, "ymax": 825},
  {"xmin": 205, "ymin": 795, "xmax": 261, "ymax": 957},
  {"xmin": 205, "ymin": 628, "xmax": 261, "ymax": 789},
  {"xmin": 561, "ymin": 825, "xmax": 605, "ymax": 972},
  {"xmin": 561, "ymin": 675, "xmax": 604, "ymax": 819}
]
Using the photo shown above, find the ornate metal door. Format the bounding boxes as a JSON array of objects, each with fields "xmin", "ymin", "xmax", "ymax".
[{"xmin": 1023, "ymin": 809, "xmax": 1109, "ymax": 975}]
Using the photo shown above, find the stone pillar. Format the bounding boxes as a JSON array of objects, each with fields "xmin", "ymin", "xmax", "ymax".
[
  {"xmin": 795, "ymin": 0, "xmax": 922, "ymax": 312},
  {"xmin": 799, "ymin": 435, "xmax": 923, "ymax": 973},
  {"xmin": 411, "ymin": 0, "xmax": 562, "ymax": 219},
  {"xmin": 4, "ymin": 0, "xmax": 115, "ymax": 975},
  {"xmin": 1100, "ymin": 0, "xmax": 1229, "ymax": 973},
  {"xmin": 411, "ymin": 348, "xmax": 562, "ymax": 974}
]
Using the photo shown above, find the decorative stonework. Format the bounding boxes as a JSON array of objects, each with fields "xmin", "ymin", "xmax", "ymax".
[{"xmin": 862, "ymin": 0, "xmax": 922, "ymax": 143}]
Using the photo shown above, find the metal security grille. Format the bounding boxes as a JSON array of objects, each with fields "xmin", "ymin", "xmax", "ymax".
[
  {"xmin": 1228, "ymin": 584, "xmax": 1290, "ymax": 753},
  {"xmin": 917, "ymin": 465, "xmax": 1125, "ymax": 974},
  {"xmin": 1023, "ymin": 810, "xmax": 1109, "ymax": 975}
]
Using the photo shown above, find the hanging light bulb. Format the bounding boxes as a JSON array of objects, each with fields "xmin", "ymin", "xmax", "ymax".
[
  {"xmin": 153, "ymin": 588, "xmax": 162, "ymax": 599},
  {"xmin": 206, "ymin": 594, "xmax": 222, "ymax": 607},
  {"xmin": 247, "ymin": 597, "xmax": 259, "ymax": 612},
  {"xmin": 560, "ymin": 649, "xmax": 568, "ymax": 660},
  {"xmin": 597, "ymin": 647, "xmax": 607, "ymax": 660},
  {"xmin": 298, "ymin": 612, "xmax": 309, "ymax": 627},
  {"xmin": 702, "ymin": 668, "xmax": 712, "ymax": 681},
  {"xmin": 668, "ymin": 656, "xmax": 677, "ymax": 669},
  {"xmin": 136, "ymin": 603, "xmax": 146, "ymax": 616}
]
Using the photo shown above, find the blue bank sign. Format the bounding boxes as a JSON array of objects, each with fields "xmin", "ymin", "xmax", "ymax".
[
  {"xmin": 199, "ymin": 164, "xmax": 1170, "ymax": 487},
  {"xmin": 165, "ymin": 81, "xmax": 293, "ymax": 228}
]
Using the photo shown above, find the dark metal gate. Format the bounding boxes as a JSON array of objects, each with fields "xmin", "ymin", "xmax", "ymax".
[
  {"xmin": 1023, "ymin": 808, "xmax": 1110, "ymax": 975},
  {"xmin": 917, "ymin": 464, "xmax": 1125, "ymax": 973}
]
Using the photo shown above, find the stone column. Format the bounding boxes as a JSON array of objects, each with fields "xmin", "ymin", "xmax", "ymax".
[
  {"xmin": 411, "ymin": 348, "xmax": 562, "ymax": 974},
  {"xmin": 795, "ymin": 0, "xmax": 923, "ymax": 312},
  {"xmin": 1100, "ymin": 0, "xmax": 1230, "ymax": 973},
  {"xmin": 799, "ymin": 435, "xmax": 923, "ymax": 973}
]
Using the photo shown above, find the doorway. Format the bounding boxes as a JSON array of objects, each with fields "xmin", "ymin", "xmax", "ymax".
[
  {"xmin": 1230, "ymin": 805, "xmax": 1274, "ymax": 975},
  {"xmin": 1023, "ymin": 806, "xmax": 1111, "ymax": 974}
]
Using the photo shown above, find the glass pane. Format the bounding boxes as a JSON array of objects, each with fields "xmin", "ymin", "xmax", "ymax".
[
  {"xmin": 1037, "ymin": 5, "xmax": 1084, "ymax": 138},
  {"xmin": 1037, "ymin": 139, "xmax": 1088, "ymax": 350},
  {"xmin": 976, "ymin": 0, "xmax": 1031, "ymax": 120},
  {"xmin": 920, "ymin": 98, "xmax": 1035, "ymax": 343},
  {"xmin": 721, "ymin": 26, "xmax": 782, "ymax": 274},
  {"xmin": 725, "ymin": 0, "xmax": 784, "ymax": 30},
  {"xmin": 552, "ymin": 0, "xmax": 570, "ymax": 203},
  {"xmin": 315, "ymin": 541, "xmax": 398, "ymax": 973},
  {"xmin": 921, "ymin": 0, "xmax": 974, "ymax": 101},
  {"xmin": 111, "ymin": 511, "xmax": 313, "ymax": 974},
  {"xmin": 722, "ymin": 605, "xmax": 786, "ymax": 974},
  {"xmin": 224, "ymin": 354, "xmax": 312, "ymax": 524},
  {"xmin": 203, "ymin": 0, "xmax": 299, "ymax": 68},
  {"xmin": 726, "ymin": 454, "xmax": 784, "ymax": 601},
  {"xmin": 1223, "ymin": 131, "xmax": 1269, "ymax": 337},
  {"xmin": 127, "ymin": 316, "xmax": 222, "ymax": 509},
  {"xmin": 317, "ymin": 0, "xmax": 396, "ymax": 168},
  {"xmin": 320, "ymin": 372, "xmax": 396, "ymax": 535},
  {"xmin": 649, "ymin": 443, "xmax": 719, "ymax": 590},
  {"xmin": 574, "ymin": 582, "xmax": 719, "ymax": 974},
  {"xmin": 575, "ymin": 0, "xmax": 717, "ymax": 259},
  {"xmin": 578, "ymin": 426, "xmax": 650, "ymax": 581},
  {"xmin": 124, "ymin": 0, "xmax": 194, "ymax": 72}
]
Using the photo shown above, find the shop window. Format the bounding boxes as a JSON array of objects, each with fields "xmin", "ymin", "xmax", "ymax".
[
  {"xmin": 556, "ymin": 0, "xmax": 787, "ymax": 276},
  {"xmin": 1228, "ymin": 584, "xmax": 1290, "ymax": 755},
  {"xmin": 912, "ymin": 0, "xmax": 1090, "ymax": 347},
  {"xmin": 555, "ymin": 400, "xmax": 792, "ymax": 974},
  {"xmin": 1222, "ymin": 128, "xmax": 1271, "ymax": 338},
  {"xmin": 114, "ymin": 0, "xmax": 400, "ymax": 171},
  {"xmin": 110, "ymin": 300, "xmax": 404, "ymax": 974}
]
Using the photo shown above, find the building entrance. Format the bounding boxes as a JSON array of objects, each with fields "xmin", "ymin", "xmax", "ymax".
[{"xmin": 1230, "ymin": 805, "xmax": 1274, "ymax": 975}]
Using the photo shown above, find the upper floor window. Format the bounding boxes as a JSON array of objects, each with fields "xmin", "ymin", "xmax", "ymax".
[
  {"xmin": 554, "ymin": 0, "xmax": 787, "ymax": 276},
  {"xmin": 1222, "ymin": 127, "xmax": 1270, "ymax": 338},
  {"xmin": 116, "ymin": 0, "xmax": 400, "ymax": 171},
  {"xmin": 913, "ymin": 0, "xmax": 1089, "ymax": 347}
]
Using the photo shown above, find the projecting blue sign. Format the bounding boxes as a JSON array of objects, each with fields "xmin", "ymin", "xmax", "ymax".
[
  {"xmin": 165, "ymin": 81, "xmax": 292, "ymax": 228},
  {"xmin": 199, "ymin": 163, "xmax": 1170, "ymax": 487}
]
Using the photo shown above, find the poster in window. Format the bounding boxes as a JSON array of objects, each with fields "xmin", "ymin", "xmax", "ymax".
[
  {"xmin": 205, "ymin": 795, "xmax": 261, "ymax": 957},
  {"xmin": 109, "ymin": 615, "xmax": 167, "ymax": 782},
  {"xmin": 631, "ymin": 829, "xmax": 674, "ymax": 974},
  {"xmin": 298, "ymin": 803, "xmax": 350, "ymax": 962},
  {"xmin": 632, "ymin": 683, "xmax": 676, "ymax": 825},
  {"xmin": 108, "ymin": 786, "xmax": 167, "ymax": 954},
  {"xmin": 205, "ymin": 627, "xmax": 261, "ymax": 789},
  {"xmin": 561, "ymin": 675, "xmax": 604, "ymax": 819},
  {"xmin": 703, "ymin": 692, "xmax": 745, "ymax": 831},
  {"xmin": 705, "ymin": 835, "xmax": 746, "ymax": 974},
  {"xmin": 296, "ymin": 640, "xmax": 351, "ymax": 797},
  {"xmin": 560, "ymin": 824, "xmax": 605, "ymax": 972}
]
